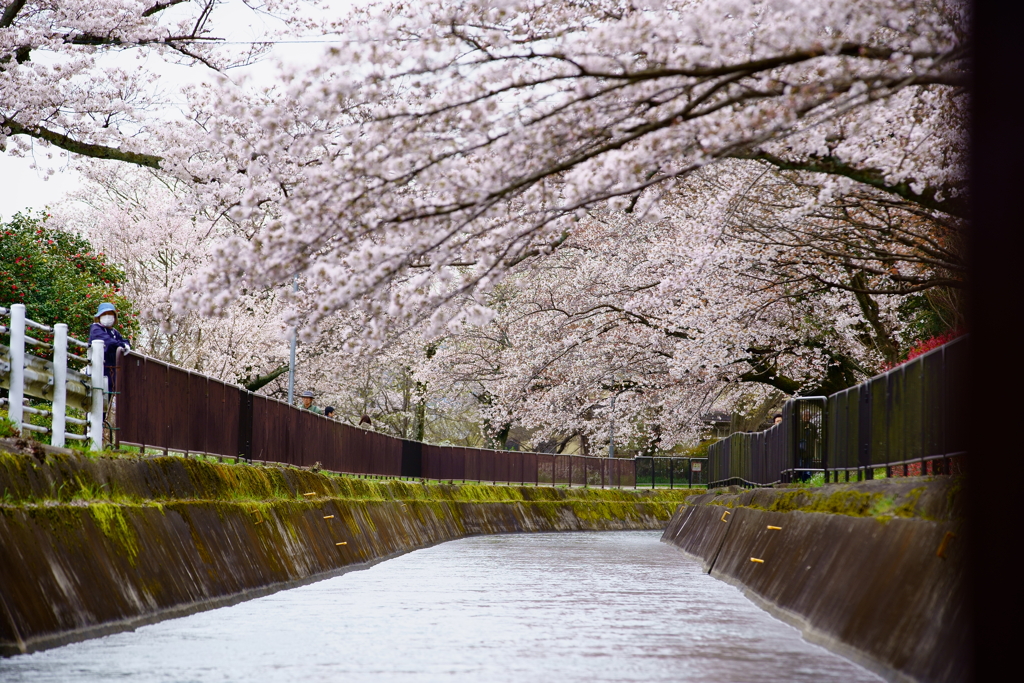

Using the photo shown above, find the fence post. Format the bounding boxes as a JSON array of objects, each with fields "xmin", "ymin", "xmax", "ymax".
[
  {"xmin": 90, "ymin": 339, "xmax": 105, "ymax": 451},
  {"xmin": 52, "ymin": 324, "xmax": 68, "ymax": 448},
  {"xmin": 8, "ymin": 304, "xmax": 26, "ymax": 433}
]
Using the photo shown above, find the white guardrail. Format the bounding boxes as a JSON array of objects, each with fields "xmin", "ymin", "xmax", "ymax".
[{"xmin": 1, "ymin": 303, "xmax": 106, "ymax": 450}]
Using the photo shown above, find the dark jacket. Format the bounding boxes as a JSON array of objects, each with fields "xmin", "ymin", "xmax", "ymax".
[{"xmin": 88, "ymin": 323, "xmax": 129, "ymax": 382}]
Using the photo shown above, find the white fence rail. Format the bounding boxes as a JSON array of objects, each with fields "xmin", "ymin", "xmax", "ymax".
[{"xmin": 0, "ymin": 304, "xmax": 106, "ymax": 449}]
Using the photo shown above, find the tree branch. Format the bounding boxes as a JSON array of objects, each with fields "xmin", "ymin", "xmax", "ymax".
[
  {"xmin": 0, "ymin": 0, "xmax": 27, "ymax": 29},
  {"xmin": 142, "ymin": 0, "xmax": 189, "ymax": 17},
  {"xmin": 1, "ymin": 118, "xmax": 163, "ymax": 168},
  {"xmin": 242, "ymin": 363, "xmax": 289, "ymax": 392},
  {"xmin": 744, "ymin": 151, "xmax": 967, "ymax": 218}
]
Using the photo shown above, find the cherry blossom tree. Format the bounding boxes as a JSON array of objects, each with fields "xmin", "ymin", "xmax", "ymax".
[
  {"xmin": 420, "ymin": 155, "xmax": 962, "ymax": 451},
  {"xmin": 1, "ymin": 0, "xmax": 324, "ymax": 167},
  {"xmin": 9, "ymin": 0, "xmax": 968, "ymax": 451},
  {"xmin": 56, "ymin": 165, "xmax": 489, "ymax": 443},
  {"xmin": 52, "ymin": 165, "xmax": 294, "ymax": 387},
  {"xmin": 716, "ymin": 164, "xmax": 965, "ymax": 365},
  {"xmin": 177, "ymin": 0, "xmax": 967, "ymax": 342}
]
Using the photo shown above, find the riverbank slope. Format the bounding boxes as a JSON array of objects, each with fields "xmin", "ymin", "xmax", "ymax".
[
  {"xmin": 662, "ymin": 478, "xmax": 966, "ymax": 683},
  {"xmin": 0, "ymin": 440, "xmax": 699, "ymax": 656}
]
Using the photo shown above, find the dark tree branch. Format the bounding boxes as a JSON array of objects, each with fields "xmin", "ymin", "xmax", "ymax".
[
  {"xmin": 241, "ymin": 363, "xmax": 289, "ymax": 392},
  {"xmin": 0, "ymin": 0, "xmax": 27, "ymax": 28},
  {"xmin": 1, "ymin": 118, "xmax": 163, "ymax": 168},
  {"xmin": 744, "ymin": 151, "xmax": 967, "ymax": 218},
  {"xmin": 143, "ymin": 0, "xmax": 189, "ymax": 18}
]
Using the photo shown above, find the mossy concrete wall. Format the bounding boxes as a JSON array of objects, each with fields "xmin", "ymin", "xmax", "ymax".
[
  {"xmin": 662, "ymin": 478, "xmax": 967, "ymax": 683},
  {"xmin": 0, "ymin": 441, "xmax": 699, "ymax": 656}
]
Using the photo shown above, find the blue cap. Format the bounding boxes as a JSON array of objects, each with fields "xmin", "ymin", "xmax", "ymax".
[{"xmin": 95, "ymin": 302, "xmax": 117, "ymax": 317}]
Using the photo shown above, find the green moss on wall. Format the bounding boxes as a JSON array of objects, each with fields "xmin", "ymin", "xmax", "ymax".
[
  {"xmin": 89, "ymin": 503, "xmax": 140, "ymax": 564},
  {"xmin": 698, "ymin": 479, "xmax": 953, "ymax": 521}
]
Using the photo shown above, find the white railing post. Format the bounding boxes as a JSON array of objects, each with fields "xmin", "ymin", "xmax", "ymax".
[
  {"xmin": 89, "ymin": 339, "xmax": 105, "ymax": 451},
  {"xmin": 52, "ymin": 323, "xmax": 68, "ymax": 448},
  {"xmin": 8, "ymin": 303, "xmax": 26, "ymax": 434}
]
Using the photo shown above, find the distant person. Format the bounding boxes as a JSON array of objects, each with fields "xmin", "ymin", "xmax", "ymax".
[
  {"xmin": 773, "ymin": 413, "xmax": 783, "ymax": 425},
  {"xmin": 359, "ymin": 414, "xmax": 372, "ymax": 428},
  {"xmin": 299, "ymin": 390, "xmax": 323, "ymax": 415},
  {"xmin": 797, "ymin": 409, "xmax": 819, "ymax": 482},
  {"xmin": 324, "ymin": 406, "xmax": 336, "ymax": 419},
  {"xmin": 88, "ymin": 302, "xmax": 130, "ymax": 388}
]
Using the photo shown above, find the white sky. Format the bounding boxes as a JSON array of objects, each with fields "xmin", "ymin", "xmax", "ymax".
[
  {"xmin": 1, "ymin": 0, "xmax": 360, "ymax": 220},
  {"xmin": 0, "ymin": 154, "xmax": 81, "ymax": 220}
]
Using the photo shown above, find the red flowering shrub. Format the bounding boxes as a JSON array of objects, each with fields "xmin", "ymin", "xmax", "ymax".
[
  {"xmin": 883, "ymin": 328, "xmax": 966, "ymax": 371},
  {"xmin": 1, "ymin": 212, "xmax": 138, "ymax": 339}
]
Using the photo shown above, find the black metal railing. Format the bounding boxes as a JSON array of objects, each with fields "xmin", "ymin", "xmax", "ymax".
[
  {"xmin": 633, "ymin": 457, "xmax": 709, "ymax": 488},
  {"xmin": 707, "ymin": 335, "xmax": 967, "ymax": 487}
]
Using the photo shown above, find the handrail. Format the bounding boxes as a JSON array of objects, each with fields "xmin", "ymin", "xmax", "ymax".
[
  {"xmin": 116, "ymin": 349, "xmax": 639, "ymax": 487},
  {"xmin": 707, "ymin": 336, "xmax": 967, "ymax": 487},
  {"xmin": 0, "ymin": 304, "xmax": 106, "ymax": 449}
]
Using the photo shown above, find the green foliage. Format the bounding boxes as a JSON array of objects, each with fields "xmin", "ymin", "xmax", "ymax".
[
  {"xmin": 0, "ymin": 211, "xmax": 138, "ymax": 340},
  {"xmin": 0, "ymin": 415, "xmax": 17, "ymax": 438},
  {"xmin": 681, "ymin": 440, "xmax": 713, "ymax": 458},
  {"xmin": 897, "ymin": 294, "xmax": 952, "ymax": 349}
]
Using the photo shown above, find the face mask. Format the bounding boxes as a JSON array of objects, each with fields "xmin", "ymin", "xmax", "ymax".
[{"xmin": 100, "ymin": 314, "xmax": 116, "ymax": 328}]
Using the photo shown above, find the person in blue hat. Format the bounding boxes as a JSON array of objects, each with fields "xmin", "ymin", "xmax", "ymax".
[{"xmin": 88, "ymin": 302, "xmax": 130, "ymax": 387}]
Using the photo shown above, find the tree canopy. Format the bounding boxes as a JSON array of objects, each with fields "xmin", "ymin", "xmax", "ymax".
[{"xmin": 4, "ymin": 0, "xmax": 968, "ymax": 451}]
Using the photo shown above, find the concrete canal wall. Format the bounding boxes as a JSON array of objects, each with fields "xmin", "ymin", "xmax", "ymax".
[
  {"xmin": 662, "ymin": 478, "xmax": 967, "ymax": 683},
  {"xmin": 0, "ymin": 439, "xmax": 698, "ymax": 656}
]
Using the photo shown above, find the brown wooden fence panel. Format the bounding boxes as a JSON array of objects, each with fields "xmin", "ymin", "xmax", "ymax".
[
  {"xmin": 142, "ymin": 357, "xmax": 165, "ymax": 450},
  {"xmin": 186, "ymin": 372, "xmax": 208, "ymax": 455},
  {"xmin": 115, "ymin": 351, "xmax": 143, "ymax": 445},
  {"xmin": 117, "ymin": 352, "xmax": 627, "ymax": 482},
  {"xmin": 203, "ymin": 379, "xmax": 228, "ymax": 457},
  {"xmin": 165, "ymin": 366, "xmax": 190, "ymax": 452}
]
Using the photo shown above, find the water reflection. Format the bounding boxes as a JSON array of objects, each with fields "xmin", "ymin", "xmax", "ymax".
[{"xmin": 0, "ymin": 531, "xmax": 880, "ymax": 682}]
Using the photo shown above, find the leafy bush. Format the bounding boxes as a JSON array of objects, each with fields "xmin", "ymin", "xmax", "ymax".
[
  {"xmin": 1, "ymin": 211, "xmax": 137, "ymax": 340},
  {"xmin": 0, "ymin": 415, "xmax": 18, "ymax": 438}
]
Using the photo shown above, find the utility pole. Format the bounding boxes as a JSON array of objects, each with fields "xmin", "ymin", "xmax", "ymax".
[{"xmin": 287, "ymin": 275, "xmax": 297, "ymax": 406}]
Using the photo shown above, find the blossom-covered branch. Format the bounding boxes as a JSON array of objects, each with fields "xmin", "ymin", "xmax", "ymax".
[{"xmin": 180, "ymin": 0, "xmax": 967, "ymax": 339}]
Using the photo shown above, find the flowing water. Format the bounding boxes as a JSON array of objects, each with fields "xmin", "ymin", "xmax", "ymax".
[{"xmin": 0, "ymin": 531, "xmax": 880, "ymax": 682}]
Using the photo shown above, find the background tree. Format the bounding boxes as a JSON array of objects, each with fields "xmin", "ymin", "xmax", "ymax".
[
  {"xmin": 0, "ymin": 211, "xmax": 138, "ymax": 340},
  {"xmin": 0, "ymin": 0, "xmax": 324, "ymax": 166},
  {"xmin": 55, "ymin": 168, "xmax": 290, "ymax": 385},
  {"xmin": 6, "ymin": 0, "xmax": 968, "ymax": 452},
  {"xmin": 178, "ymin": 0, "xmax": 967, "ymax": 342}
]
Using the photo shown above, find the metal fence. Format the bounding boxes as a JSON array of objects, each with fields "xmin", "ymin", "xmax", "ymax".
[
  {"xmin": 634, "ymin": 457, "xmax": 709, "ymax": 488},
  {"xmin": 707, "ymin": 398, "xmax": 825, "ymax": 487},
  {"xmin": 115, "ymin": 350, "xmax": 636, "ymax": 486},
  {"xmin": 827, "ymin": 335, "xmax": 967, "ymax": 478},
  {"xmin": 421, "ymin": 445, "xmax": 635, "ymax": 487},
  {"xmin": 707, "ymin": 335, "xmax": 967, "ymax": 487}
]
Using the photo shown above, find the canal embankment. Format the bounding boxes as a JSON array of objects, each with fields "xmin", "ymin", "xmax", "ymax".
[
  {"xmin": 662, "ymin": 478, "xmax": 967, "ymax": 683},
  {"xmin": 0, "ymin": 438, "xmax": 699, "ymax": 656}
]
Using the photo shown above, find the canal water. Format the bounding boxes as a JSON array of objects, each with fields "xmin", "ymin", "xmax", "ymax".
[{"xmin": 1, "ymin": 531, "xmax": 880, "ymax": 682}]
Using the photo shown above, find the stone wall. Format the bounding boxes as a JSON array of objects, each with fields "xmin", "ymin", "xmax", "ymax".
[
  {"xmin": 0, "ymin": 442, "xmax": 698, "ymax": 655},
  {"xmin": 661, "ymin": 479, "xmax": 968, "ymax": 683}
]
